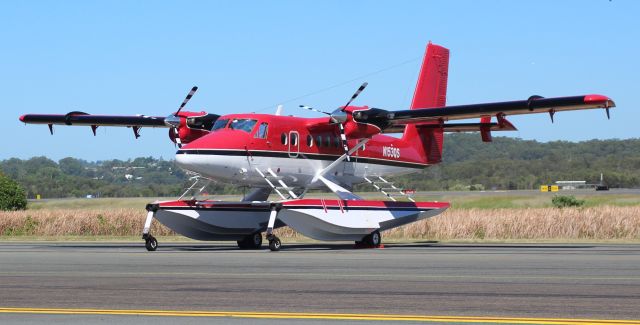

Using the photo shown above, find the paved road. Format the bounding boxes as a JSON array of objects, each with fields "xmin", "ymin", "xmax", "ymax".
[{"xmin": 0, "ymin": 242, "xmax": 639, "ymax": 323}]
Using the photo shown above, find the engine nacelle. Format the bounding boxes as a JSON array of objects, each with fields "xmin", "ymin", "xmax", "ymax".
[
  {"xmin": 343, "ymin": 118, "xmax": 382, "ymax": 139},
  {"xmin": 342, "ymin": 106, "xmax": 383, "ymax": 139},
  {"xmin": 167, "ymin": 111, "xmax": 220, "ymax": 145}
]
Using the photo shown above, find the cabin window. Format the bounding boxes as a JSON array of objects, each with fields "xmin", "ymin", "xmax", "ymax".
[
  {"xmin": 306, "ymin": 135, "xmax": 313, "ymax": 147},
  {"xmin": 229, "ymin": 119, "xmax": 258, "ymax": 133},
  {"xmin": 211, "ymin": 119, "xmax": 229, "ymax": 131},
  {"xmin": 291, "ymin": 132, "xmax": 299, "ymax": 146},
  {"xmin": 325, "ymin": 135, "xmax": 331, "ymax": 147},
  {"xmin": 316, "ymin": 135, "xmax": 322, "ymax": 147},
  {"xmin": 334, "ymin": 136, "xmax": 341, "ymax": 148},
  {"xmin": 281, "ymin": 133, "xmax": 288, "ymax": 145},
  {"xmin": 254, "ymin": 122, "xmax": 268, "ymax": 139}
]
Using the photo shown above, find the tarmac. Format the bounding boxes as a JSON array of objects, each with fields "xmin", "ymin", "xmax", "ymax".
[{"xmin": 0, "ymin": 242, "xmax": 639, "ymax": 324}]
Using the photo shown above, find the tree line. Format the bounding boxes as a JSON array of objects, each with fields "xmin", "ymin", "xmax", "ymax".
[
  {"xmin": 387, "ymin": 134, "xmax": 640, "ymax": 191},
  {"xmin": 1, "ymin": 135, "xmax": 639, "ymax": 198}
]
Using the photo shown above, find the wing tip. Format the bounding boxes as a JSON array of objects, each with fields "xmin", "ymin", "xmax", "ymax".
[
  {"xmin": 584, "ymin": 94, "xmax": 616, "ymax": 108},
  {"xmin": 19, "ymin": 114, "xmax": 26, "ymax": 122}
]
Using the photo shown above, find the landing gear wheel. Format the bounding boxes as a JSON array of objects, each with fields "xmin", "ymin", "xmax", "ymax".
[
  {"xmin": 364, "ymin": 230, "xmax": 381, "ymax": 247},
  {"xmin": 144, "ymin": 235, "xmax": 158, "ymax": 251},
  {"xmin": 268, "ymin": 236, "xmax": 281, "ymax": 251},
  {"xmin": 249, "ymin": 232, "xmax": 263, "ymax": 249},
  {"xmin": 237, "ymin": 232, "xmax": 263, "ymax": 249}
]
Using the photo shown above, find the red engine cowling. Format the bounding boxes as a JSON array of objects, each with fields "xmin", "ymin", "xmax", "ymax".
[
  {"xmin": 167, "ymin": 111, "xmax": 219, "ymax": 145},
  {"xmin": 342, "ymin": 107, "xmax": 382, "ymax": 139},
  {"xmin": 343, "ymin": 118, "xmax": 382, "ymax": 139}
]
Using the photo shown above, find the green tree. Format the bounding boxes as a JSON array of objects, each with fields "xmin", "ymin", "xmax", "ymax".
[
  {"xmin": 0, "ymin": 173, "xmax": 27, "ymax": 210},
  {"xmin": 59, "ymin": 157, "xmax": 85, "ymax": 176}
]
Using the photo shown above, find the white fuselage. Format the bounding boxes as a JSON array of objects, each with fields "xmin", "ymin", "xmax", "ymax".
[{"xmin": 175, "ymin": 150, "xmax": 423, "ymax": 189}]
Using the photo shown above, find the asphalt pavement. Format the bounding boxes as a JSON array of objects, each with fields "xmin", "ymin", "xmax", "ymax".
[{"xmin": 0, "ymin": 242, "xmax": 638, "ymax": 324}]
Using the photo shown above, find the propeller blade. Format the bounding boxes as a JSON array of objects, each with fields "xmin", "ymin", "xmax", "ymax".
[
  {"xmin": 341, "ymin": 82, "xmax": 368, "ymax": 111},
  {"xmin": 175, "ymin": 86, "xmax": 198, "ymax": 116},
  {"xmin": 338, "ymin": 123, "xmax": 350, "ymax": 162},
  {"xmin": 173, "ymin": 127, "xmax": 182, "ymax": 148},
  {"xmin": 299, "ymin": 105, "xmax": 330, "ymax": 115}
]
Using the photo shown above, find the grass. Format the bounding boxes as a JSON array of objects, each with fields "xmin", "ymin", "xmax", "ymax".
[
  {"xmin": 27, "ymin": 196, "xmax": 243, "ymax": 210},
  {"xmin": 26, "ymin": 190, "xmax": 640, "ymax": 210},
  {"xmin": 383, "ymin": 206, "xmax": 640, "ymax": 241},
  {"xmin": 416, "ymin": 192, "xmax": 640, "ymax": 209},
  {"xmin": 2, "ymin": 205, "xmax": 639, "ymax": 242},
  {"xmin": 7, "ymin": 191, "xmax": 639, "ymax": 242}
]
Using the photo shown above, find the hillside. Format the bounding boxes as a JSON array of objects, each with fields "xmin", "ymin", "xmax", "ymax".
[
  {"xmin": 2, "ymin": 135, "xmax": 639, "ymax": 198},
  {"xmin": 391, "ymin": 134, "xmax": 640, "ymax": 191}
]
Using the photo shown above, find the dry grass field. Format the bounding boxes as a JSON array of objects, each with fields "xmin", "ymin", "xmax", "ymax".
[{"xmin": 1, "ymin": 194, "xmax": 639, "ymax": 242}]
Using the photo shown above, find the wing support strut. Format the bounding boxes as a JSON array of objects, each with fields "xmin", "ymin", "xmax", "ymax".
[
  {"xmin": 306, "ymin": 138, "xmax": 369, "ymax": 201},
  {"xmin": 312, "ymin": 138, "xmax": 369, "ymax": 184}
]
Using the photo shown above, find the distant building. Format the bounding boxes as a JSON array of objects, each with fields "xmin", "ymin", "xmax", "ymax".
[{"xmin": 555, "ymin": 181, "xmax": 587, "ymax": 190}]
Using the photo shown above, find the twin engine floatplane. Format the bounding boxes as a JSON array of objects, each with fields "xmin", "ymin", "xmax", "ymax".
[{"xmin": 19, "ymin": 43, "xmax": 615, "ymax": 251}]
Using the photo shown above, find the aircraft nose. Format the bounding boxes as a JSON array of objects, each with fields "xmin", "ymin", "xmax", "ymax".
[{"xmin": 174, "ymin": 150, "xmax": 194, "ymax": 172}]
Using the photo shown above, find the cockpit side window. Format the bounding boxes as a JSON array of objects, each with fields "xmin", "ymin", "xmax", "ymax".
[
  {"xmin": 254, "ymin": 122, "xmax": 268, "ymax": 139},
  {"xmin": 211, "ymin": 119, "xmax": 229, "ymax": 131},
  {"xmin": 229, "ymin": 119, "xmax": 258, "ymax": 133}
]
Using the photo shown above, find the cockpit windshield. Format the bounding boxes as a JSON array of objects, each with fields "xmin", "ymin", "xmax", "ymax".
[
  {"xmin": 210, "ymin": 119, "xmax": 229, "ymax": 131},
  {"xmin": 229, "ymin": 119, "xmax": 258, "ymax": 133}
]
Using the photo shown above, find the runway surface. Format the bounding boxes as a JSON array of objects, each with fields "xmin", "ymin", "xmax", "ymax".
[{"xmin": 0, "ymin": 242, "xmax": 639, "ymax": 324}]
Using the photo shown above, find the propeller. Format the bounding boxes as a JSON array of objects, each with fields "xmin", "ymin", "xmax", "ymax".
[
  {"xmin": 176, "ymin": 86, "xmax": 198, "ymax": 116},
  {"xmin": 299, "ymin": 105, "xmax": 331, "ymax": 115},
  {"xmin": 341, "ymin": 82, "xmax": 368, "ymax": 111},
  {"xmin": 165, "ymin": 86, "xmax": 198, "ymax": 147},
  {"xmin": 299, "ymin": 82, "xmax": 368, "ymax": 161}
]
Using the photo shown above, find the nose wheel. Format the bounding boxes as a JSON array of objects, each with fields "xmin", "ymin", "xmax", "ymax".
[
  {"xmin": 142, "ymin": 208, "xmax": 158, "ymax": 252},
  {"xmin": 144, "ymin": 234, "xmax": 158, "ymax": 251},
  {"xmin": 265, "ymin": 206, "xmax": 282, "ymax": 251}
]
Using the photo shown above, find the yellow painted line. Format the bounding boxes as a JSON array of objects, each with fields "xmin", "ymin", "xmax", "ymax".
[{"xmin": 0, "ymin": 308, "xmax": 639, "ymax": 325}]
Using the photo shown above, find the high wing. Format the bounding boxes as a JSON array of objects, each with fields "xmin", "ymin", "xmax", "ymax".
[
  {"xmin": 352, "ymin": 94, "xmax": 615, "ymax": 129},
  {"xmin": 19, "ymin": 111, "xmax": 168, "ymax": 127},
  {"xmin": 17, "ymin": 86, "xmax": 219, "ymax": 142},
  {"xmin": 18, "ymin": 111, "xmax": 170, "ymax": 138}
]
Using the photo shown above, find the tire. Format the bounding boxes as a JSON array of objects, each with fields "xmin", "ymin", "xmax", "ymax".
[
  {"xmin": 145, "ymin": 235, "xmax": 158, "ymax": 251},
  {"xmin": 237, "ymin": 240, "xmax": 249, "ymax": 249},
  {"xmin": 365, "ymin": 231, "xmax": 381, "ymax": 247},
  {"xmin": 268, "ymin": 237, "xmax": 281, "ymax": 251},
  {"xmin": 249, "ymin": 232, "xmax": 262, "ymax": 249},
  {"xmin": 238, "ymin": 232, "xmax": 263, "ymax": 250}
]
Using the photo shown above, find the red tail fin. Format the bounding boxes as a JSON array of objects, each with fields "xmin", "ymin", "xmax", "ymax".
[{"xmin": 402, "ymin": 43, "xmax": 449, "ymax": 164}]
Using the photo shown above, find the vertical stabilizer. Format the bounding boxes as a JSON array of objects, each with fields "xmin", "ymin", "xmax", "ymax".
[{"xmin": 402, "ymin": 43, "xmax": 450, "ymax": 164}]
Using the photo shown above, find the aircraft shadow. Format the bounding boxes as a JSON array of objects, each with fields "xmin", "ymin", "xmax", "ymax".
[
  {"xmin": 383, "ymin": 241, "xmax": 596, "ymax": 249},
  {"xmin": 40, "ymin": 242, "xmax": 596, "ymax": 252}
]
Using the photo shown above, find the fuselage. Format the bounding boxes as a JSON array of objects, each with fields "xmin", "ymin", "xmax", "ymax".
[{"xmin": 175, "ymin": 111, "xmax": 435, "ymax": 190}]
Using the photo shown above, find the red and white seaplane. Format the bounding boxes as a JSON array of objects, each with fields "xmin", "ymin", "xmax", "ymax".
[{"xmin": 19, "ymin": 43, "xmax": 615, "ymax": 251}]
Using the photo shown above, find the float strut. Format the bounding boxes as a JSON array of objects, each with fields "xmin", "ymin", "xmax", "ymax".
[
  {"xmin": 142, "ymin": 204, "xmax": 158, "ymax": 251},
  {"xmin": 266, "ymin": 205, "xmax": 281, "ymax": 251}
]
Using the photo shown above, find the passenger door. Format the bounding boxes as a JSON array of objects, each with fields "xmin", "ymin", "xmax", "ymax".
[{"xmin": 288, "ymin": 131, "xmax": 299, "ymax": 158}]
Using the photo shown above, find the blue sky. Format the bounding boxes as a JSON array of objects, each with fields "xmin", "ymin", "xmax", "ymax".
[{"xmin": 1, "ymin": 0, "xmax": 638, "ymax": 161}]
